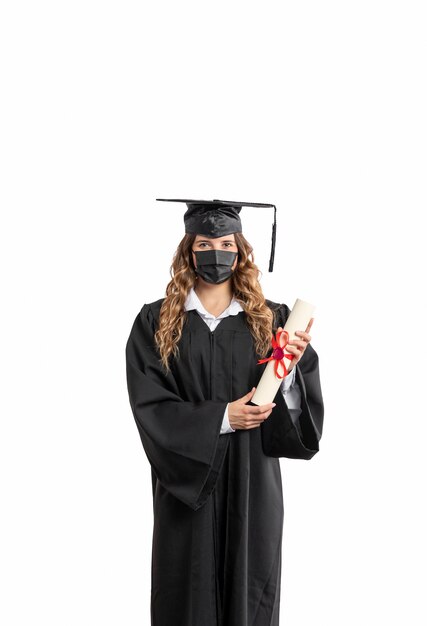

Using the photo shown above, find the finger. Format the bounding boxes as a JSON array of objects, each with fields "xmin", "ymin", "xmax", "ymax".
[
  {"xmin": 245, "ymin": 402, "xmax": 276, "ymax": 412},
  {"xmin": 246, "ymin": 402, "xmax": 276, "ymax": 414},
  {"xmin": 246, "ymin": 410, "xmax": 272, "ymax": 424},
  {"xmin": 305, "ymin": 318, "xmax": 314, "ymax": 333},
  {"xmin": 242, "ymin": 387, "xmax": 256, "ymax": 400},
  {"xmin": 286, "ymin": 346, "xmax": 303, "ymax": 360},
  {"xmin": 294, "ymin": 331, "xmax": 311, "ymax": 342},
  {"xmin": 285, "ymin": 345, "xmax": 302, "ymax": 354},
  {"xmin": 287, "ymin": 339, "xmax": 308, "ymax": 349}
]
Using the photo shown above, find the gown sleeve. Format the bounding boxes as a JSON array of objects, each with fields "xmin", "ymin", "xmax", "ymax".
[
  {"xmin": 261, "ymin": 303, "xmax": 324, "ymax": 460},
  {"xmin": 125, "ymin": 304, "xmax": 231, "ymax": 511},
  {"xmin": 280, "ymin": 371, "xmax": 304, "ymax": 437}
]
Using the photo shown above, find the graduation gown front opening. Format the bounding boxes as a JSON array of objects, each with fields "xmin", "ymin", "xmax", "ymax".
[{"xmin": 125, "ymin": 297, "xmax": 324, "ymax": 626}]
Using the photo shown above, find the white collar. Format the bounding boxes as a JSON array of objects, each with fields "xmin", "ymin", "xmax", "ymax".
[{"xmin": 184, "ymin": 286, "xmax": 244, "ymax": 320}]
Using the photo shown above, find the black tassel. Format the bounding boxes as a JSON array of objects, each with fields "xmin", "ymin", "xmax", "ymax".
[{"xmin": 268, "ymin": 205, "xmax": 277, "ymax": 272}]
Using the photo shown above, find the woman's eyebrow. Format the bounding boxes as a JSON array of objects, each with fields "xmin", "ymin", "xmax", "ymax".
[{"xmin": 195, "ymin": 239, "xmax": 235, "ymax": 243}]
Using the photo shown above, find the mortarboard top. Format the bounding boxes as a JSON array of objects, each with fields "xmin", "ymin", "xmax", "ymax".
[{"xmin": 156, "ymin": 198, "xmax": 277, "ymax": 272}]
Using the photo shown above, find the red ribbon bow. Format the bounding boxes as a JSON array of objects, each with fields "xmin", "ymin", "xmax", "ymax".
[{"xmin": 257, "ymin": 329, "xmax": 294, "ymax": 379}]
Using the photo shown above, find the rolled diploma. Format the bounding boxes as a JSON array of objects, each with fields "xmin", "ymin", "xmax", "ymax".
[{"xmin": 251, "ymin": 298, "xmax": 316, "ymax": 406}]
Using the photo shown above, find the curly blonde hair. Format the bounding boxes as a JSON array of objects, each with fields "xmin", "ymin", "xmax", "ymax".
[{"xmin": 154, "ymin": 232, "xmax": 279, "ymax": 372}]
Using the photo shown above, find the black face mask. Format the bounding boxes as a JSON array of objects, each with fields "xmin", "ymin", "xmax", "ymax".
[{"xmin": 192, "ymin": 249, "xmax": 238, "ymax": 285}]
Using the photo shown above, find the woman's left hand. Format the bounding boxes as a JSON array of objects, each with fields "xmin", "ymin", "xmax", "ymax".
[{"xmin": 277, "ymin": 317, "xmax": 314, "ymax": 373}]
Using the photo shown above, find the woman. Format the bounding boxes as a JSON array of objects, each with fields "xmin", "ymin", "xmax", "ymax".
[{"xmin": 125, "ymin": 198, "xmax": 324, "ymax": 626}]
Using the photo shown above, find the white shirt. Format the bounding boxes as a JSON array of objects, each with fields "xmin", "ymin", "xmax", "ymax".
[{"xmin": 184, "ymin": 287, "xmax": 302, "ymax": 434}]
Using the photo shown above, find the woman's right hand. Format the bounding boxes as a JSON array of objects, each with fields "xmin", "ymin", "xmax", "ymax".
[{"xmin": 228, "ymin": 387, "xmax": 276, "ymax": 430}]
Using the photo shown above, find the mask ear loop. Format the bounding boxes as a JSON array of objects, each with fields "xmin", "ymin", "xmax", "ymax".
[{"xmin": 190, "ymin": 248, "xmax": 198, "ymax": 276}]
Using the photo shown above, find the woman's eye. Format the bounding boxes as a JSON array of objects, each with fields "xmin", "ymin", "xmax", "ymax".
[{"xmin": 197, "ymin": 242, "xmax": 234, "ymax": 248}]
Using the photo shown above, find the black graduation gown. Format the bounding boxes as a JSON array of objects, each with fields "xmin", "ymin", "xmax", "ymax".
[{"xmin": 125, "ymin": 297, "xmax": 324, "ymax": 626}]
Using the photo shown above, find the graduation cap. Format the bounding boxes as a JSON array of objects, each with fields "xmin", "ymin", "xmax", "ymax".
[{"xmin": 156, "ymin": 198, "xmax": 277, "ymax": 272}]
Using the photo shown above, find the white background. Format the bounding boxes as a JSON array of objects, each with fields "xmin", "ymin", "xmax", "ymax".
[{"xmin": 1, "ymin": 1, "xmax": 426, "ymax": 624}]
